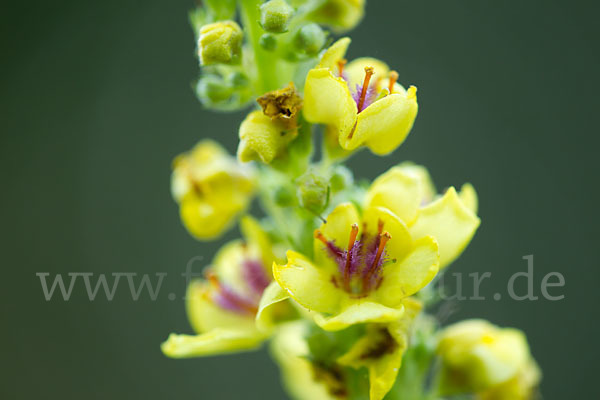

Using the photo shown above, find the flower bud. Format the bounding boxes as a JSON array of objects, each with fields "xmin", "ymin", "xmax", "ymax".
[
  {"xmin": 273, "ymin": 186, "xmax": 295, "ymax": 206},
  {"xmin": 198, "ymin": 21, "xmax": 243, "ymax": 65},
  {"xmin": 259, "ymin": 33, "xmax": 277, "ymax": 51},
  {"xmin": 329, "ymin": 165, "xmax": 353, "ymax": 193},
  {"xmin": 296, "ymin": 171, "xmax": 330, "ymax": 215},
  {"xmin": 260, "ymin": 0, "xmax": 295, "ymax": 33},
  {"xmin": 295, "ymin": 23, "xmax": 327, "ymax": 55},
  {"xmin": 196, "ymin": 75, "xmax": 234, "ymax": 104}
]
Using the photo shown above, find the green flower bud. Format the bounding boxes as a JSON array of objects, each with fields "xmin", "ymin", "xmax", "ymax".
[
  {"xmin": 228, "ymin": 71, "xmax": 249, "ymax": 88},
  {"xmin": 273, "ymin": 186, "xmax": 295, "ymax": 207},
  {"xmin": 196, "ymin": 75, "xmax": 233, "ymax": 104},
  {"xmin": 198, "ymin": 21, "xmax": 243, "ymax": 65},
  {"xmin": 259, "ymin": 33, "xmax": 277, "ymax": 51},
  {"xmin": 296, "ymin": 170, "xmax": 330, "ymax": 216},
  {"xmin": 329, "ymin": 165, "xmax": 354, "ymax": 193},
  {"xmin": 260, "ymin": 0, "xmax": 294, "ymax": 33},
  {"xmin": 295, "ymin": 23, "xmax": 327, "ymax": 56}
]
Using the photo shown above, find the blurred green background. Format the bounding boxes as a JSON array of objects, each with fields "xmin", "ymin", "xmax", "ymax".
[{"xmin": 2, "ymin": 0, "xmax": 598, "ymax": 398}]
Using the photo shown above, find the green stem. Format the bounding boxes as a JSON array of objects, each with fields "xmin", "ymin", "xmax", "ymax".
[{"xmin": 239, "ymin": 0, "xmax": 280, "ymax": 93}]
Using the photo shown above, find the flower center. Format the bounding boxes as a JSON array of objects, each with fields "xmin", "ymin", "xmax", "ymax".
[
  {"xmin": 206, "ymin": 256, "xmax": 270, "ymax": 315},
  {"xmin": 315, "ymin": 220, "xmax": 395, "ymax": 296}
]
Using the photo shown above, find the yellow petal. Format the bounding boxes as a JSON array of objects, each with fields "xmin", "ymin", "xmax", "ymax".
[
  {"xmin": 303, "ymin": 68, "xmax": 357, "ymax": 138},
  {"xmin": 338, "ymin": 328, "xmax": 403, "ymax": 400},
  {"xmin": 313, "ymin": 300, "xmax": 404, "ymax": 331},
  {"xmin": 362, "ymin": 206, "xmax": 413, "ymax": 261},
  {"xmin": 365, "ymin": 167, "xmax": 423, "ymax": 225},
  {"xmin": 240, "ymin": 215, "xmax": 276, "ymax": 277},
  {"xmin": 179, "ymin": 195, "xmax": 240, "ymax": 240},
  {"xmin": 337, "ymin": 298, "xmax": 422, "ymax": 400},
  {"xmin": 341, "ymin": 87, "xmax": 418, "ymax": 155},
  {"xmin": 317, "ymin": 37, "xmax": 351, "ymax": 70},
  {"xmin": 375, "ymin": 236, "xmax": 439, "ymax": 308},
  {"xmin": 174, "ymin": 140, "xmax": 255, "ymax": 240},
  {"xmin": 273, "ymin": 251, "xmax": 343, "ymax": 314},
  {"xmin": 459, "ymin": 182, "xmax": 479, "ymax": 214},
  {"xmin": 387, "ymin": 297, "xmax": 424, "ymax": 347},
  {"xmin": 409, "ymin": 187, "xmax": 480, "ymax": 268},
  {"xmin": 395, "ymin": 162, "xmax": 437, "ymax": 205},
  {"xmin": 255, "ymin": 281, "xmax": 291, "ymax": 332},
  {"xmin": 210, "ymin": 240, "xmax": 255, "ymax": 296},
  {"xmin": 469, "ymin": 328, "xmax": 530, "ymax": 386},
  {"xmin": 161, "ymin": 329, "xmax": 264, "ymax": 358},
  {"xmin": 480, "ymin": 359, "xmax": 541, "ymax": 400},
  {"xmin": 237, "ymin": 110, "xmax": 298, "ymax": 164},
  {"xmin": 186, "ymin": 281, "xmax": 257, "ymax": 334},
  {"xmin": 345, "ymin": 57, "xmax": 389, "ymax": 87}
]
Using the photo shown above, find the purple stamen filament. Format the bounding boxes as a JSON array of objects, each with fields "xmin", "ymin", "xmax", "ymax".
[
  {"xmin": 207, "ymin": 260, "xmax": 269, "ymax": 316},
  {"xmin": 315, "ymin": 221, "xmax": 394, "ymax": 295}
]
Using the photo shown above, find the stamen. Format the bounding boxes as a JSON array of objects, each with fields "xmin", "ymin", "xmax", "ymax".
[
  {"xmin": 207, "ymin": 271, "xmax": 258, "ymax": 315},
  {"xmin": 388, "ymin": 71, "xmax": 399, "ymax": 94},
  {"xmin": 315, "ymin": 229, "xmax": 344, "ymax": 259},
  {"xmin": 377, "ymin": 219, "xmax": 384, "ymax": 235},
  {"xmin": 372, "ymin": 232, "xmax": 392, "ymax": 271},
  {"xmin": 343, "ymin": 224, "xmax": 359, "ymax": 288},
  {"xmin": 207, "ymin": 271, "xmax": 220, "ymax": 289},
  {"xmin": 362, "ymin": 231, "xmax": 392, "ymax": 291},
  {"xmin": 347, "ymin": 224, "xmax": 359, "ymax": 254},
  {"xmin": 337, "ymin": 59, "xmax": 347, "ymax": 77},
  {"xmin": 314, "ymin": 229, "xmax": 329, "ymax": 245},
  {"xmin": 357, "ymin": 66, "xmax": 375, "ymax": 112}
]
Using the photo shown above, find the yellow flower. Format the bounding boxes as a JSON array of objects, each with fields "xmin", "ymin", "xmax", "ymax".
[
  {"xmin": 307, "ymin": 0, "xmax": 366, "ymax": 32},
  {"xmin": 338, "ymin": 298, "xmax": 423, "ymax": 400},
  {"xmin": 437, "ymin": 319, "xmax": 541, "ymax": 399},
  {"xmin": 365, "ymin": 162, "xmax": 480, "ymax": 268},
  {"xmin": 161, "ymin": 217, "xmax": 290, "ymax": 358},
  {"xmin": 273, "ymin": 196, "xmax": 440, "ymax": 330},
  {"xmin": 270, "ymin": 322, "xmax": 343, "ymax": 400},
  {"xmin": 304, "ymin": 38, "xmax": 418, "ymax": 155},
  {"xmin": 171, "ymin": 140, "xmax": 255, "ymax": 240}
]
